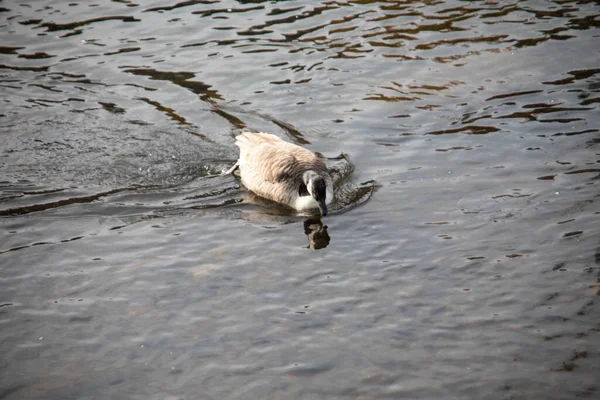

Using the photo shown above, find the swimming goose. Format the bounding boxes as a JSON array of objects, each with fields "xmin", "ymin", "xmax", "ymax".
[{"xmin": 227, "ymin": 131, "xmax": 333, "ymax": 215}]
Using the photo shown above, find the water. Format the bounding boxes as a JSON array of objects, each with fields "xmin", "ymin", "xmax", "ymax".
[{"xmin": 1, "ymin": 1, "xmax": 599, "ymax": 399}]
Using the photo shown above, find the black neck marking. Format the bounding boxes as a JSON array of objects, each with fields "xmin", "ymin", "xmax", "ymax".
[{"xmin": 298, "ymin": 183, "xmax": 309, "ymax": 197}]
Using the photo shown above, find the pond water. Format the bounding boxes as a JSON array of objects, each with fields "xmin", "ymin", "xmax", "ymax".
[{"xmin": 1, "ymin": 1, "xmax": 599, "ymax": 399}]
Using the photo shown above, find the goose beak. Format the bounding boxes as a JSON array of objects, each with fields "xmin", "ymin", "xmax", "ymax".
[{"xmin": 318, "ymin": 199, "xmax": 328, "ymax": 216}]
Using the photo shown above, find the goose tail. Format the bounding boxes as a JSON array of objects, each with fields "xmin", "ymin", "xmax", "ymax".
[
  {"xmin": 234, "ymin": 131, "xmax": 253, "ymax": 149},
  {"xmin": 234, "ymin": 131, "xmax": 256, "ymax": 166},
  {"xmin": 235, "ymin": 131, "xmax": 282, "ymax": 166},
  {"xmin": 235, "ymin": 131, "xmax": 283, "ymax": 149},
  {"xmin": 223, "ymin": 162, "xmax": 239, "ymax": 175}
]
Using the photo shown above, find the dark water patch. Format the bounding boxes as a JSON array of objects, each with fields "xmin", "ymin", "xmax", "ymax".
[
  {"xmin": 557, "ymin": 219, "xmax": 575, "ymax": 225},
  {"xmin": 580, "ymin": 97, "xmax": 600, "ymax": 106},
  {"xmin": 0, "ymin": 46, "xmax": 24, "ymax": 54},
  {"xmin": 485, "ymin": 90, "xmax": 543, "ymax": 101},
  {"xmin": 426, "ymin": 125, "xmax": 501, "ymax": 135},
  {"xmin": 135, "ymin": 97, "xmax": 190, "ymax": 125},
  {"xmin": 143, "ymin": 1, "xmax": 220, "ymax": 13},
  {"xmin": 0, "ymin": 187, "xmax": 138, "ymax": 216},
  {"xmin": 103, "ymin": 47, "xmax": 140, "ymax": 56},
  {"xmin": 27, "ymin": 83, "xmax": 63, "ymax": 93},
  {"xmin": 40, "ymin": 16, "xmax": 140, "ymax": 32},
  {"xmin": 562, "ymin": 231, "xmax": 583, "ymax": 238},
  {"xmin": 58, "ymin": 29, "xmax": 83, "ymax": 39},
  {"xmin": 191, "ymin": 5, "xmax": 264, "ymax": 18},
  {"xmin": 17, "ymin": 52, "xmax": 55, "ymax": 59},
  {"xmin": 543, "ymin": 68, "xmax": 600, "ymax": 85},
  {"xmin": 416, "ymin": 34, "xmax": 509, "ymax": 51},
  {"xmin": 565, "ymin": 169, "xmax": 600, "ymax": 175},
  {"xmin": 0, "ymin": 64, "xmax": 50, "ymax": 72},
  {"xmin": 552, "ymin": 129, "xmax": 599, "ymax": 137},
  {"xmin": 98, "ymin": 102, "xmax": 126, "ymax": 114},
  {"xmin": 123, "ymin": 68, "xmax": 222, "ymax": 103}
]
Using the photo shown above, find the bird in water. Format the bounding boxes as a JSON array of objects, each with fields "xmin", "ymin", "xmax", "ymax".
[{"xmin": 226, "ymin": 131, "xmax": 333, "ymax": 216}]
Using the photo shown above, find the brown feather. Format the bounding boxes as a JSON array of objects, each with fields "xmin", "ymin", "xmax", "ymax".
[{"xmin": 234, "ymin": 131, "xmax": 330, "ymax": 207}]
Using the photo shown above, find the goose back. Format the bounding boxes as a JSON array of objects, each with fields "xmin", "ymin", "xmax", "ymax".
[{"xmin": 234, "ymin": 132, "xmax": 332, "ymax": 209}]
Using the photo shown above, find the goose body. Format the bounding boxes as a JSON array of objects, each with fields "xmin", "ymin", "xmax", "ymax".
[{"xmin": 230, "ymin": 132, "xmax": 333, "ymax": 215}]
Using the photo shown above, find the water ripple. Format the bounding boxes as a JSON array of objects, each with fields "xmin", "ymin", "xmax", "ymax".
[{"xmin": 1, "ymin": 1, "xmax": 599, "ymax": 399}]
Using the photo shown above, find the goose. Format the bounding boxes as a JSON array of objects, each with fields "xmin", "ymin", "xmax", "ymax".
[{"xmin": 226, "ymin": 131, "xmax": 333, "ymax": 216}]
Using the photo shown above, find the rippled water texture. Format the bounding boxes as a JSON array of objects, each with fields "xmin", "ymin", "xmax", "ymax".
[{"xmin": 1, "ymin": 1, "xmax": 599, "ymax": 399}]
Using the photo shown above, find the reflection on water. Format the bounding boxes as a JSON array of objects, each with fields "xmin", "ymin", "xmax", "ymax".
[
  {"xmin": 1, "ymin": 1, "xmax": 599, "ymax": 399},
  {"xmin": 304, "ymin": 217, "xmax": 330, "ymax": 249}
]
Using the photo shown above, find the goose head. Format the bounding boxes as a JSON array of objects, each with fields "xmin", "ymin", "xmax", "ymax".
[{"xmin": 303, "ymin": 170, "xmax": 328, "ymax": 216}]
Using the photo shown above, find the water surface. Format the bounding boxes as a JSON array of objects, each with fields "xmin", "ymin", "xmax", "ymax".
[{"xmin": 1, "ymin": 1, "xmax": 599, "ymax": 399}]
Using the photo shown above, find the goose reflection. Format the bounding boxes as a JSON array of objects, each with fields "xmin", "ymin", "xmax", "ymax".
[
  {"xmin": 304, "ymin": 217, "xmax": 330, "ymax": 250},
  {"xmin": 235, "ymin": 192, "xmax": 331, "ymax": 249}
]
